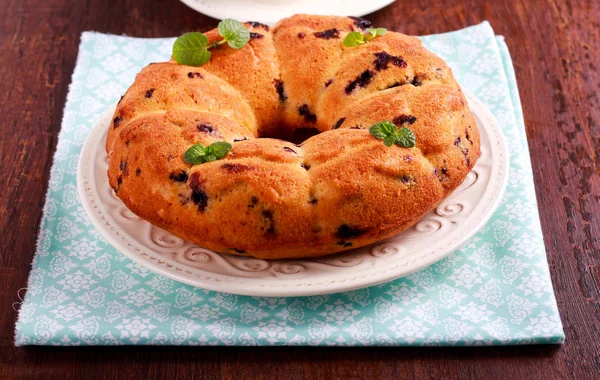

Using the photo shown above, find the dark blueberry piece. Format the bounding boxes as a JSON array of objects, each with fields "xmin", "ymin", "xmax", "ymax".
[
  {"xmin": 135, "ymin": 168, "xmax": 142, "ymax": 176},
  {"xmin": 283, "ymin": 146, "xmax": 297, "ymax": 154},
  {"xmin": 301, "ymin": 163, "xmax": 311, "ymax": 170},
  {"xmin": 197, "ymin": 123, "xmax": 216, "ymax": 135},
  {"xmin": 262, "ymin": 210, "xmax": 275, "ymax": 236},
  {"xmin": 454, "ymin": 136, "xmax": 462, "ymax": 146},
  {"xmin": 119, "ymin": 160, "xmax": 129, "ymax": 176},
  {"xmin": 324, "ymin": 79, "xmax": 333, "ymax": 88},
  {"xmin": 249, "ymin": 32, "xmax": 264, "ymax": 39},
  {"xmin": 117, "ymin": 176, "xmax": 123, "ymax": 186},
  {"xmin": 332, "ymin": 117, "xmax": 346, "ymax": 130},
  {"xmin": 234, "ymin": 137, "xmax": 249, "ymax": 142},
  {"xmin": 221, "ymin": 163, "xmax": 254, "ymax": 173},
  {"xmin": 298, "ymin": 104, "xmax": 317, "ymax": 123},
  {"xmin": 233, "ymin": 248, "xmax": 247, "ymax": 254},
  {"xmin": 465, "ymin": 129, "xmax": 472, "ymax": 144},
  {"xmin": 386, "ymin": 82, "xmax": 402, "ymax": 89},
  {"xmin": 349, "ymin": 16, "xmax": 372, "ymax": 30},
  {"xmin": 273, "ymin": 79, "xmax": 287, "ymax": 103},
  {"xmin": 400, "ymin": 175, "xmax": 411, "ymax": 184},
  {"xmin": 441, "ymin": 167, "xmax": 448, "ymax": 175},
  {"xmin": 248, "ymin": 196, "xmax": 259, "ymax": 208},
  {"xmin": 188, "ymin": 72, "xmax": 203, "ymax": 79},
  {"xmin": 314, "ymin": 29, "xmax": 340, "ymax": 39},
  {"xmin": 463, "ymin": 148, "xmax": 471, "ymax": 167},
  {"xmin": 145, "ymin": 88, "xmax": 155, "ymax": 98},
  {"xmin": 170, "ymin": 170, "xmax": 189, "ymax": 183},
  {"xmin": 345, "ymin": 70, "xmax": 373, "ymax": 95},
  {"xmin": 189, "ymin": 174, "xmax": 209, "ymax": 212},
  {"xmin": 118, "ymin": 95, "xmax": 124, "ymax": 104},
  {"xmin": 393, "ymin": 114, "xmax": 417, "ymax": 125},
  {"xmin": 297, "ymin": 32, "xmax": 306, "ymax": 39},
  {"xmin": 433, "ymin": 168, "xmax": 438, "ymax": 177},
  {"xmin": 309, "ymin": 198, "xmax": 318, "ymax": 204},
  {"xmin": 191, "ymin": 189, "xmax": 208, "ymax": 212},
  {"xmin": 336, "ymin": 224, "xmax": 365, "ymax": 239},
  {"xmin": 247, "ymin": 21, "xmax": 269, "ymax": 31},
  {"xmin": 349, "ymin": 125, "xmax": 361, "ymax": 129},
  {"xmin": 404, "ymin": 155, "xmax": 413, "ymax": 162},
  {"xmin": 373, "ymin": 52, "xmax": 407, "ymax": 71},
  {"xmin": 113, "ymin": 116, "xmax": 123, "ymax": 129},
  {"xmin": 412, "ymin": 76, "xmax": 422, "ymax": 86},
  {"xmin": 191, "ymin": 190, "xmax": 208, "ymax": 212}
]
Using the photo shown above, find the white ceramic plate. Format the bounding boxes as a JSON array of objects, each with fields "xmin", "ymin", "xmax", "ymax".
[
  {"xmin": 77, "ymin": 93, "xmax": 509, "ymax": 297},
  {"xmin": 179, "ymin": 0, "xmax": 396, "ymax": 26}
]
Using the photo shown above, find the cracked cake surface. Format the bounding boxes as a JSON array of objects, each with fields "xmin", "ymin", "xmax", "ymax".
[{"xmin": 106, "ymin": 14, "xmax": 481, "ymax": 259}]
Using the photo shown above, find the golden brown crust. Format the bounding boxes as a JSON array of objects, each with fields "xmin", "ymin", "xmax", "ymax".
[
  {"xmin": 106, "ymin": 14, "xmax": 481, "ymax": 259},
  {"xmin": 202, "ymin": 22, "xmax": 282, "ymax": 136},
  {"xmin": 272, "ymin": 15, "xmax": 366, "ymax": 134}
]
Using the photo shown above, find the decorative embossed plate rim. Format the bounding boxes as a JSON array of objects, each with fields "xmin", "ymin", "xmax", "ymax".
[
  {"xmin": 77, "ymin": 92, "xmax": 509, "ymax": 297},
  {"xmin": 178, "ymin": 0, "xmax": 396, "ymax": 26}
]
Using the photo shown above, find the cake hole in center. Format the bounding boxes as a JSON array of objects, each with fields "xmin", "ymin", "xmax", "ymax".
[
  {"xmin": 261, "ymin": 127, "xmax": 321, "ymax": 145},
  {"xmin": 289, "ymin": 128, "xmax": 320, "ymax": 145}
]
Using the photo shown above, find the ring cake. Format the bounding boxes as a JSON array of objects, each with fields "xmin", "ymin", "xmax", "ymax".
[{"xmin": 106, "ymin": 15, "xmax": 480, "ymax": 259}]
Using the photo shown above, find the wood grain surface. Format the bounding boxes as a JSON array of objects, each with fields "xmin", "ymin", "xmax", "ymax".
[{"xmin": 0, "ymin": 0, "xmax": 598, "ymax": 378}]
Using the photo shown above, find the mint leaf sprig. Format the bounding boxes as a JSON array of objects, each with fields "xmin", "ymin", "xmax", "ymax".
[
  {"xmin": 184, "ymin": 141, "xmax": 232, "ymax": 165},
  {"xmin": 173, "ymin": 19, "xmax": 250, "ymax": 66},
  {"xmin": 172, "ymin": 32, "xmax": 212, "ymax": 66},
  {"xmin": 217, "ymin": 19, "xmax": 250, "ymax": 49},
  {"xmin": 343, "ymin": 27, "xmax": 387, "ymax": 47},
  {"xmin": 369, "ymin": 121, "xmax": 416, "ymax": 148}
]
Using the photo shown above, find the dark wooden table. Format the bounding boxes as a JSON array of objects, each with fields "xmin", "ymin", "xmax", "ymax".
[{"xmin": 1, "ymin": 0, "xmax": 598, "ymax": 378}]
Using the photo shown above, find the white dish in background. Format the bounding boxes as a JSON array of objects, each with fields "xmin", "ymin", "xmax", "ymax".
[
  {"xmin": 77, "ymin": 92, "xmax": 509, "ymax": 297},
  {"xmin": 179, "ymin": 0, "xmax": 396, "ymax": 26}
]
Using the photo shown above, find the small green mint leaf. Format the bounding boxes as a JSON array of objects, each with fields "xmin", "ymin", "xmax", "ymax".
[
  {"xmin": 370, "ymin": 121, "xmax": 416, "ymax": 148},
  {"xmin": 193, "ymin": 48, "xmax": 211, "ymax": 66},
  {"xmin": 184, "ymin": 141, "xmax": 232, "ymax": 165},
  {"xmin": 376, "ymin": 28, "xmax": 387, "ymax": 36},
  {"xmin": 210, "ymin": 141, "xmax": 233, "ymax": 158},
  {"xmin": 369, "ymin": 121, "xmax": 396, "ymax": 140},
  {"xmin": 227, "ymin": 31, "xmax": 250, "ymax": 49},
  {"xmin": 365, "ymin": 28, "xmax": 377, "ymax": 41},
  {"xmin": 395, "ymin": 128, "xmax": 416, "ymax": 148},
  {"xmin": 184, "ymin": 143, "xmax": 207, "ymax": 164},
  {"xmin": 381, "ymin": 121, "xmax": 396, "ymax": 136},
  {"xmin": 204, "ymin": 153, "xmax": 217, "ymax": 162},
  {"xmin": 218, "ymin": 19, "xmax": 250, "ymax": 49},
  {"xmin": 173, "ymin": 32, "xmax": 212, "ymax": 66},
  {"xmin": 218, "ymin": 19, "xmax": 243, "ymax": 39},
  {"xmin": 343, "ymin": 31, "xmax": 365, "ymax": 47},
  {"xmin": 369, "ymin": 123, "xmax": 386, "ymax": 139}
]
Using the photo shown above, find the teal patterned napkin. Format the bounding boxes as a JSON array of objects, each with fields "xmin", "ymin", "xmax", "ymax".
[{"xmin": 15, "ymin": 22, "xmax": 564, "ymax": 346}]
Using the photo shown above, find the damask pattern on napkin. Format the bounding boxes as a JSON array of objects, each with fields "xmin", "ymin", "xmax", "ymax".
[{"xmin": 15, "ymin": 22, "xmax": 564, "ymax": 346}]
